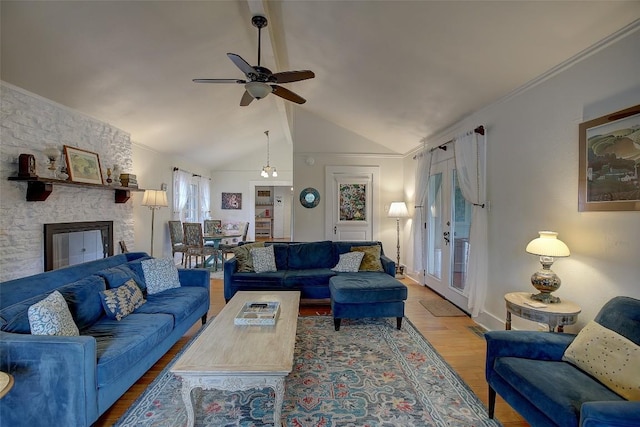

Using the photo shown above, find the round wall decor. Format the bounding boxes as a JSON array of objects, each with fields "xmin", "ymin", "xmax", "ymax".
[{"xmin": 299, "ymin": 187, "xmax": 320, "ymax": 208}]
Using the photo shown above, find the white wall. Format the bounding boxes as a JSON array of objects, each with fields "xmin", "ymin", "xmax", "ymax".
[
  {"xmin": 404, "ymin": 29, "xmax": 640, "ymax": 332},
  {"xmin": 0, "ymin": 83, "xmax": 134, "ymax": 281},
  {"xmin": 131, "ymin": 143, "xmax": 210, "ymax": 259}
]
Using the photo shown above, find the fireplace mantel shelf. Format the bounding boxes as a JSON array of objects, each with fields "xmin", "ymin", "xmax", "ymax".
[{"xmin": 8, "ymin": 176, "xmax": 145, "ymax": 203}]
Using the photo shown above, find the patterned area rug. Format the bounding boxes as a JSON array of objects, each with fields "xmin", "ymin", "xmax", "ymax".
[
  {"xmin": 115, "ymin": 317, "xmax": 499, "ymax": 427},
  {"xmin": 419, "ymin": 299, "xmax": 467, "ymax": 317}
]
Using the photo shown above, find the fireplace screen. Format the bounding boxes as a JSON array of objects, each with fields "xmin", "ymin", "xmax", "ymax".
[{"xmin": 44, "ymin": 221, "xmax": 113, "ymax": 271}]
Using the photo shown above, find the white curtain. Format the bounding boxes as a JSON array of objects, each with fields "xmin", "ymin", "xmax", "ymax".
[
  {"xmin": 411, "ymin": 149, "xmax": 433, "ymax": 275},
  {"xmin": 453, "ymin": 129, "xmax": 488, "ymax": 317},
  {"xmin": 172, "ymin": 169, "xmax": 191, "ymax": 221},
  {"xmin": 199, "ymin": 177, "xmax": 211, "ymax": 221}
]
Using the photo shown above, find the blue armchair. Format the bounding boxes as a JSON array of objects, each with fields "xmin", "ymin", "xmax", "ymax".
[{"xmin": 485, "ymin": 296, "xmax": 640, "ymax": 427}]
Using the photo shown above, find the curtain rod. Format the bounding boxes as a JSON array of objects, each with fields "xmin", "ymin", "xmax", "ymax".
[
  {"xmin": 173, "ymin": 166, "xmax": 211, "ymax": 180},
  {"xmin": 413, "ymin": 125, "xmax": 485, "ymax": 159}
]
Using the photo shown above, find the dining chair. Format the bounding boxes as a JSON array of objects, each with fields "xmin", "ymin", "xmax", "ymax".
[
  {"xmin": 220, "ymin": 221, "xmax": 250, "ymax": 260},
  {"xmin": 168, "ymin": 220, "xmax": 188, "ymax": 266},
  {"xmin": 203, "ymin": 219, "xmax": 222, "ymax": 236},
  {"xmin": 182, "ymin": 222, "xmax": 217, "ymax": 268}
]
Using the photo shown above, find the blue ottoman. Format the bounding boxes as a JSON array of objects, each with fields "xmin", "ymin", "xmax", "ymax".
[{"xmin": 330, "ymin": 272, "xmax": 408, "ymax": 331}]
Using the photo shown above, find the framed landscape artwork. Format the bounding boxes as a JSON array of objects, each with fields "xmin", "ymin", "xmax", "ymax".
[
  {"xmin": 221, "ymin": 192, "xmax": 242, "ymax": 210},
  {"xmin": 64, "ymin": 145, "xmax": 104, "ymax": 185},
  {"xmin": 578, "ymin": 104, "xmax": 640, "ymax": 212}
]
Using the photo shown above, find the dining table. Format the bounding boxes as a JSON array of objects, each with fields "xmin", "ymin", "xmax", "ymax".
[{"xmin": 203, "ymin": 233, "xmax": 242, "ymax": 271}]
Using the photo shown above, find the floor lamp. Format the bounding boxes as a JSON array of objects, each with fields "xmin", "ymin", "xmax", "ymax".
[
  {"xmin": 142, "ymin": 189, "xmax": 168, "ymax": 257},
  {"xmin": 387, "ymin": 201, "xmax": 409, "ymax": 278}
]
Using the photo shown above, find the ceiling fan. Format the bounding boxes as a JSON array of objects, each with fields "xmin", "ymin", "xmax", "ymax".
[{"xmin": 193, "ymin": 15, "xmax": 315, "ymax": 106}]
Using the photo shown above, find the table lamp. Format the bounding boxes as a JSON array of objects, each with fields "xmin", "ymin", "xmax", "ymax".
[
  {"xmin": 387, "ymin": 202, "xmax": 409, "ymax": 277},
  {"xmin": 525, "ymin": 231, "xmax": 570, "ymax": 303},
  {"xmin": 142, "ymin": 189, "xmax": 168, "ymax": 257}
]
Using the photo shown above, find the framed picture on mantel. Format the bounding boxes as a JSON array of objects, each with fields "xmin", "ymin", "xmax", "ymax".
[
  {"xmin": 64, "ymin": 145, "xmax": 104, "ymax": 185},
  {"xmin": 578, "ymin": 104, "xmax": 640, "ymax": 212}
]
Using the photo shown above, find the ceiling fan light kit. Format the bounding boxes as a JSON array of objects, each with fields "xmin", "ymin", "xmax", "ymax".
[
  {"xmin": 245, "ymin": 81, "xmax": 272, "ymax": 100},
  {"xmin": 193, "ymin": 15, "xmax": 315, "ymax": 106}
]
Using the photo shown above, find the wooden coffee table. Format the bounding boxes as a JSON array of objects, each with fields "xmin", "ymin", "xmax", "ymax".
[{"xmin": 171, "ymin": 291, "xmax": 300, "ymax": 427}]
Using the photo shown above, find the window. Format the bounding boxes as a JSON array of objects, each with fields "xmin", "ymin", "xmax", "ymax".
[{"xmin": 183, "ymin": 180, "xmax": 199, "ymax": 222}]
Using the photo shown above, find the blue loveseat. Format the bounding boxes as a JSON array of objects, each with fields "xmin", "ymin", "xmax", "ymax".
[
  {"xmin": 0, "ymin": 252, "xmax": 210, "ymax": 427},
  {"xmin": 485, "ymin": 296, "xmax": 640, "ymax": 427},
  {"xmin": 223, "ymin": 240, "xmax": 395, "ymax": 301}
]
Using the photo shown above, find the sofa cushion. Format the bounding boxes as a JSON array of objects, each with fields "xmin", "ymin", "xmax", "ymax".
[
  {"xmin": 332, "ymin": 251, "xmax": 365, "ymax": 272},
  {"xmin": 269, "ymin": 243, "xmax": 289, "ymax": 270},
  {"xmin": 330, "ymin": 273, "xmax": 407, "ymax": 303},
  {"xmin": 134, "ymin": 286, "xmax": 208, "ymax": 324},
  {"xmin": 141, "ymin": 258, "xmax": 181, "ymax": 295},
  {"xmin": 86, "ymin": 313, "xmax": 174, "ymax": 388},
  {"xmin": 288, "ymin": 241, "xmax": 335, "ymax": 269},
  {"xmin": 494, "ymin": 357, "xmax": 624, "ymax": 427},
  {"xmin": 251, "ymin": 245, "xmax": 277, "ymax": 273},
  {"xmin": 231, "ymin": 271, "xmax": 287, "ymax": 285},
  {"xmin": 283, "ymin": 269, "xmax": 336, "ymax": 288},
  {"xmin": 28, "ymin": 291, "xmax": 79, "ymax": 336},
  {"xmin": 350, "ymin": 245, "xmax": 384, "ymax": 272},
  {"xmin": 58, "ymin": 275, "xmax": 108, "ymax": 331},
  {"xmin": 0, "ymin": 275, "xmax": 106, "ymax": 333},
  {"xmin": 99, "ymin": 279, "xmax": 146, "ymax": 321},
  {"xmin": 96, "ymin": 265, "xmax": 145, "ymax": 291},
  {"xmin": 563, "ymin": 320, "xmax": 640, "ymax": 400},
  {"xmin": 233, "ymin": 242, "xmax": 265, "ymax": 272}
]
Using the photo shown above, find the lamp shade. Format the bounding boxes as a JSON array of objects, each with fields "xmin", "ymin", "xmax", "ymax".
[
  {"xmin": 387, "ymin": 202, "xmax": 409, "ymax": 218},
  {"xmin": 526, "ymin": 231, "xmax": 570, "ymax": 257},
  {"xmin": 245, "ymin": 82, "xmax": 272, "ymax": 100},
  {"xmin": 142, "ymin": 189, "xmax": 168, "ymax": 208}
]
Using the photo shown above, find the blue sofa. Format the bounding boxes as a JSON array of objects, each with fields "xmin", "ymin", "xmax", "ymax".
[
  {"xmin": 485, "ymin": 296, "xmax": 640, "ymax": 427},
  {"xmin": 0, "ymin": 252, "xmax": 210, "ymax": 427},
  {"xmin": 223, "ymin": 240, "xmax": 395, "ymax": 301}
]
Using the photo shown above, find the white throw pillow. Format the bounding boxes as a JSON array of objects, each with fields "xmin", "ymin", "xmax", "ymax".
[
  {"xmin": 332, "ymin": 251, "xmax": 365, "ymax": 272},
  {"xmin": 563, "ymin": 320, "xmax": 640, "ymax": 401},
  {"xmin": 250, "ymin": 245, "xmax": 277, "ymax": 273},
  {"xmin": 141, "ymin": 258, "xmax": 181, "ymax": 295},
  {"xmin": 28, "ymin": 291, "xmax": 79, "ymax": 336}
]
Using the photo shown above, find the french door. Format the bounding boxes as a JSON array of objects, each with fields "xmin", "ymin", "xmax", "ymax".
[{"xmin": 423, "ymin": 158, "xmax": 472, "ymax": 311}]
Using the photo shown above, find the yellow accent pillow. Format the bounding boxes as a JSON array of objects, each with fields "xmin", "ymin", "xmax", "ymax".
[
  {"xmin": 232, "ymin": 242, "xmax": 265, "ymax": 272},
  {"xmin": 562, "ymin": 320, "xmax": 640, "ymax": 401},
  {"xmin": 350, "ymin": 245, "xmax": 384, "ymax": 272}
]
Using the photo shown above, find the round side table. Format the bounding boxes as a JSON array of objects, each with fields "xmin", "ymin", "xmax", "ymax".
[{"xmin": 504, "ymin": 292, "xmax": 581, "ymax": 332}]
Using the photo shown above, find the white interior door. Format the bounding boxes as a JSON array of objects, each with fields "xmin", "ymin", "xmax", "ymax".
[
  {"xmin": 423, "ymin": 157, "xmax": 472, "ymax": 311},
  {"xmin": 325, "ymin": 166, "xmax": 378, "ymax": 241}
]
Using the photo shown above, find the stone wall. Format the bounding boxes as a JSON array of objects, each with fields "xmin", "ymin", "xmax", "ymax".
[{"xmin": 0, "ymin": 83, "xmax": 135, "ymax": 281}]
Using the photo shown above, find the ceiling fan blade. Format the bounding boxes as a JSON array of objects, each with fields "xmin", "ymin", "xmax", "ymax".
[
  {"xmin": 240, "ymin": 90, "xmax": 254, "ymax": 106},
  {"xmin": 192, "ymin": 78, "xmax": 246, "ymax": 84},
  {"xmin": 272, "ymin": 70, "xmax": 315, "ymax": 84},
  {"xmin": 272, "ymin": 85, "xmax": 306, "ymax": 104},
  {"xmin": 227, "ymin": 53, "xmax": 257, "ymax": 76}
]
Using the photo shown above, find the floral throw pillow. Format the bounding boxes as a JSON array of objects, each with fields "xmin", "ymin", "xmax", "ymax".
[
  {"xmin": 332, "ymin": 251, "xmax": 365, "ymax": 272},
  {"xmin": 28, "ymin": 291, "xmax": 79, "ymax": 336},
  {"xmin": 99, "ymin": 279, "xmax": 146, "ymax": 321},
  {"xmin": 141, "ymin": 258, "xmax": 181, "ymax": 295},
  {"xmin": 250, "ymin": 245, "xmax": 277, "ymax": 273},
  {"xmin": 350, "ymin": 245, "xmax": 384, "ymax": 272}
]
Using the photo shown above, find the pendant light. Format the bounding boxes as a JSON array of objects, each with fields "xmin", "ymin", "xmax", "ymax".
[{"xmin": 261, "ymin": 130, "xmax": 278, "ymax": 178}]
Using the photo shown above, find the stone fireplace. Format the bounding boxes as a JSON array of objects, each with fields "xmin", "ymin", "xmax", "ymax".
[{"xmin": 44, "ymin": 221, "xmax": 114, "ymax": 271}]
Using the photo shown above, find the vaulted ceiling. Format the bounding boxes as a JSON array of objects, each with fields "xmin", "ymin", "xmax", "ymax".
[{"xmin": 2, "ymin": 1, "xmax": 639, "ymax": 169}]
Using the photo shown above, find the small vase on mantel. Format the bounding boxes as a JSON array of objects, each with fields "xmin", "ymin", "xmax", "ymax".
[
  {"xmin": 112, "ymin": 164, "xmax": 121, "ymax": 186},
  {"xmin": 106, "ymin": 168, "xmax": 113, "ymax": 185}
]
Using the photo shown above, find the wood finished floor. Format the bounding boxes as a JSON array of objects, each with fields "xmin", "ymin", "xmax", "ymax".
[{"xmin": 94, "ymin": 278, "xmax": 528, "ymax": 426}]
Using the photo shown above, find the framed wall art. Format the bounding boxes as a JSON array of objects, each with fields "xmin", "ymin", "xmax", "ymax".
[
  {"xmin": 221, "ymin": 192, "xmax": 242, "ymax": 210},
  {"xmin": 339, "ymin": 183, "xmax": 367, "ymax": 221},
  {"xmin": 578, "ymin": 104, "xmax": 640, "ymax": 212},
  {"xmin": 64, "ymin": 145, "xmax": 104, "ymax": 185}
]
